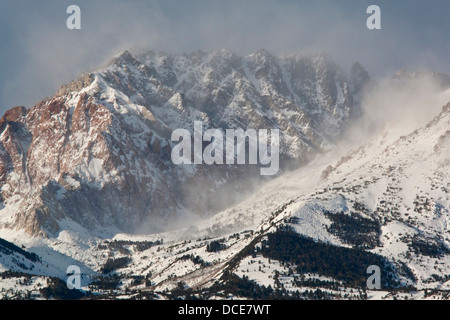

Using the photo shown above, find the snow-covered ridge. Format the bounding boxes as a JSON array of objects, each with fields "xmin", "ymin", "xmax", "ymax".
[{"xmin": 0, "ymin": 49, "xmax": 362, "ymax": 237}]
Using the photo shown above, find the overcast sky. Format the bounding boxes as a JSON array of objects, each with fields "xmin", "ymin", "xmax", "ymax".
[{"xmin": 1, "ymin": 0, "xmax": 450, "ymax": 113}]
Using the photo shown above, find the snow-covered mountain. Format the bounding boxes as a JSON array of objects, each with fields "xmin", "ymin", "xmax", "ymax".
[
  {"xmin": 0, "ymin": 49, "xmax": 449, "ymax": 300},
  {"xmin": 101, "ymin": 101, "xmax": 449, "ymax": 300},
  {"xmin": 0, "ymin": 49, "xmax": 360, "ymax": 237}
]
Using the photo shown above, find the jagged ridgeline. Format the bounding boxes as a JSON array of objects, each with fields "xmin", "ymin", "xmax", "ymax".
[{"xmin": 0, "ymin": 49, "xmax": 367, "ymax": 236}]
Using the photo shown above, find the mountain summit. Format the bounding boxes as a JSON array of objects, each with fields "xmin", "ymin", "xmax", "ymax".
[{"xmin": 0, "ymin": 49, "xmax": 362, "ymax": 237}]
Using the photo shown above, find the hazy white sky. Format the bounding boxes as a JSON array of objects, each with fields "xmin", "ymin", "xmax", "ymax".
[{"xmin": 1, "ymin": 0, "xmax": 450, "ymax": 113}]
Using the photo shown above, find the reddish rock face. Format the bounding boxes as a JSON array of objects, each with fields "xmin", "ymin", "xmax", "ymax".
[
  {"xmin": 0, "ymin": 86, "xmax": 215, "ymax": 237},
  {"xmin": 0, "ymin": 106, "xmax": 27, "ymax": 125}
]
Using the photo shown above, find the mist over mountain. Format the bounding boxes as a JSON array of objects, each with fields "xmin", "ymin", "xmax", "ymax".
[{"xmin": 0, "ymin": 48, "xmax": 449, "ymax": 300}]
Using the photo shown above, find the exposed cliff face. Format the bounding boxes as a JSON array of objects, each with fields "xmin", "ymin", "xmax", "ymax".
[{"xmin": 0, "ymin": 49, "xmax": 362, "ymax": 237}]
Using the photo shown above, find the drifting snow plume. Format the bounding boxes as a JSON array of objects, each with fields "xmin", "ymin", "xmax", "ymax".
[{"xmin": 342, "ymin": 70, "xmax": 450, "ymax": 148}]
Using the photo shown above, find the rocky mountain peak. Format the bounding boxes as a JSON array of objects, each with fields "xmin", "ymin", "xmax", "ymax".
[{"xmin": 0, "ymin": 49, "xmax": 366, "ymax": 237}]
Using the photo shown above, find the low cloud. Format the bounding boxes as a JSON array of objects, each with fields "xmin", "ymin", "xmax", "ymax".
[
  {"xmin": 342, "ymin": 72, "xmax": 450, "ymax": 149},
  {"xmin": 1, "ymin": 0, "xmax": 450, "ymax": 113}
]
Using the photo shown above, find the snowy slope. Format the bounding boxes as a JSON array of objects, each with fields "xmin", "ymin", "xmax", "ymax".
[
  {"xmin": 2, "ymin": 100, "xmax": 448, "ymax": 299},
  {"xmin": 0, "ymin": 49, "xmax": 449, "ymax": 300},
  {"xmin": 101, "ymin": 101, "xmax": 450, "ymax": 299}
]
